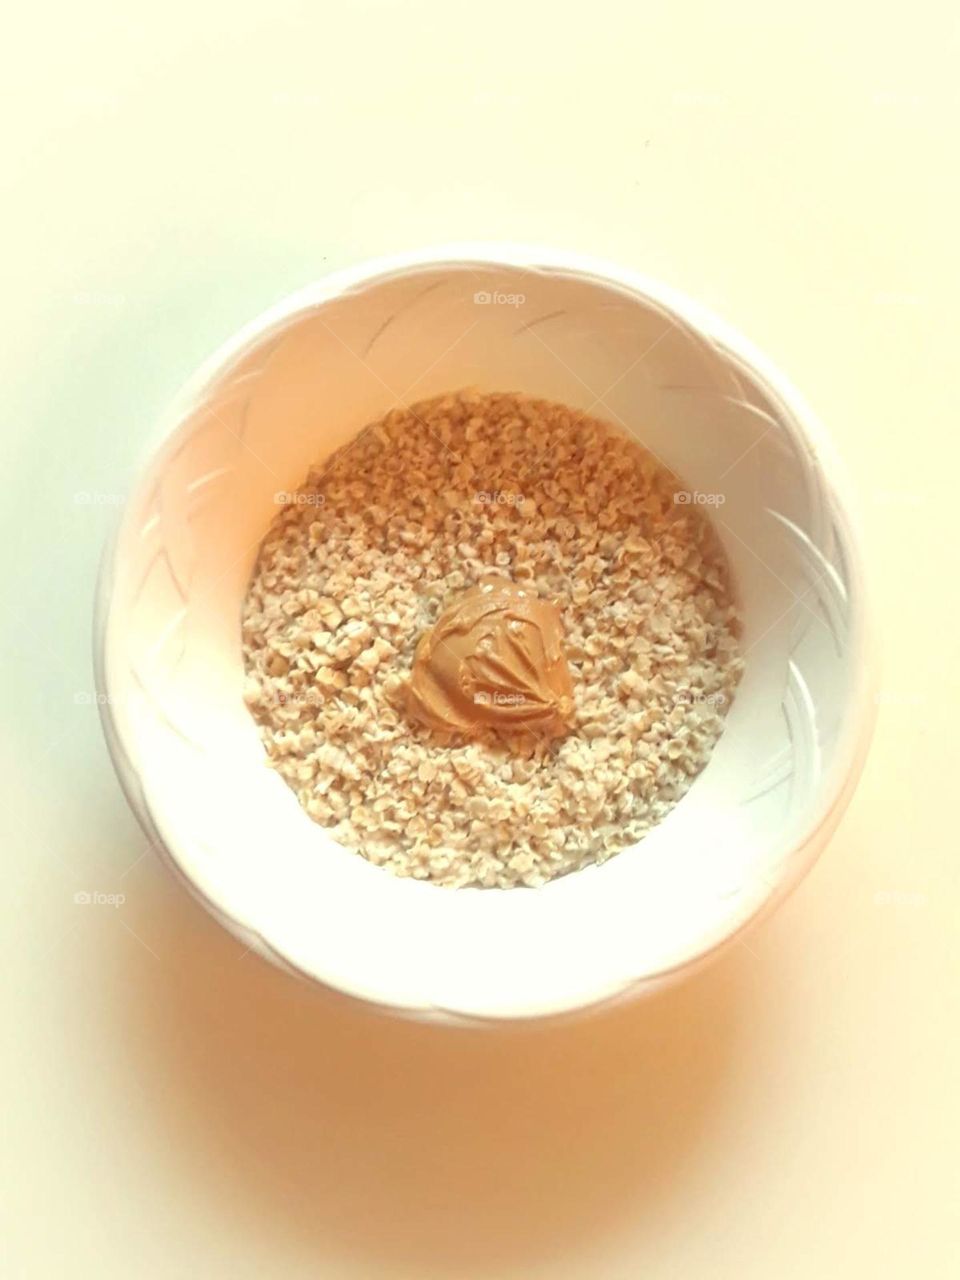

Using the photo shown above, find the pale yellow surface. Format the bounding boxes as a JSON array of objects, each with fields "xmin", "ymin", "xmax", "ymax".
[{"xmin": 1, "ymin": 4, "xmax": 957, "ymax": 1277}]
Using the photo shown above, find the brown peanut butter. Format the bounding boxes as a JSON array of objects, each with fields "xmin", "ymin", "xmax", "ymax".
[{"xmin": 405, "ymin": 575, "xmax": 574, "ymax": 736}]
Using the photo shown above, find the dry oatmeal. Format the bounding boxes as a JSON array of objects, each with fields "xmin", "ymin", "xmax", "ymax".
[{"xmin": 241, "ymin": 390, "xmax": 743, "ymax": 888}]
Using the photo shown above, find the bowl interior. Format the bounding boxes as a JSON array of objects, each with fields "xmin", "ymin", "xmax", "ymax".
[{"xmin": 101, "ymin": 252, "xmax": 865, "ymax": 1019}]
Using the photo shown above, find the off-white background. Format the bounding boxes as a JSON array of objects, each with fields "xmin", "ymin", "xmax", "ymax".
[{"xmin": 2, "ymin": 3, "xmax": 957, "ymax": 1277}]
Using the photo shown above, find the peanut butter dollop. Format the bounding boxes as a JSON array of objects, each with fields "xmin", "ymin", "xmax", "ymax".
[{"xmin": 405, "ymin": 575, "xmax": 574, "ymax": 736}]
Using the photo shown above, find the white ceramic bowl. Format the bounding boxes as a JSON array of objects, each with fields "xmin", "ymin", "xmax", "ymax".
[{"xmin": 95, "ymin": 245, "xmax": 875, "ymax": 1022}]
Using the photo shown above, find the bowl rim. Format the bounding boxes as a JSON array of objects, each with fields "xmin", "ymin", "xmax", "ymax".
[{"xmin": 95, "ymin": 242, "xmax": 878, "ymax": 1021}]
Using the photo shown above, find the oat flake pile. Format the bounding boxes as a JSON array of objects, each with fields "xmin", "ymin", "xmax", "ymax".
[{"xmin": 242, "ymin": 390, "xmax": 743, "ymax": 888}]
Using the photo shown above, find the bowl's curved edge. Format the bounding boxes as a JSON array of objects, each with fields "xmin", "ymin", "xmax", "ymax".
[{"xmin": 93, "ymin": 243, "xmax": 878, "ymax": 1023}]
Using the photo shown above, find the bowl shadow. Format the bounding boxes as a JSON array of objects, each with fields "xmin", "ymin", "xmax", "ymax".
[{"xmin": 116, "ymin": 867, "xmax": 758, "ymax": 1274}]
